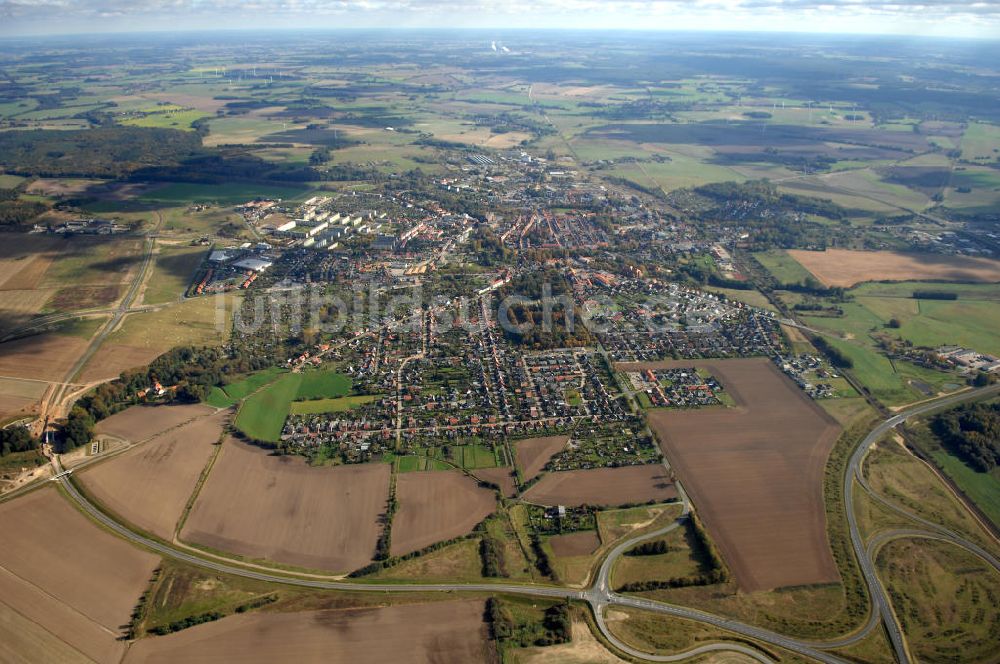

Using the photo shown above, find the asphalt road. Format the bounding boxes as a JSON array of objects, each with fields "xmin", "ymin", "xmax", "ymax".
[
  {"xmin": 844, "ymin": 383, "xmax": 1000, "ymax": 664},
  {"xmin": 31, "ymin": 382, "xmax": 999, "ymax": 663}
]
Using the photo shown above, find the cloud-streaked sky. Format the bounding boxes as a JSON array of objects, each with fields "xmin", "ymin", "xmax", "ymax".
[{"xmin": 1, "ymin": 0, "xmax": 999, "ymax": 38}]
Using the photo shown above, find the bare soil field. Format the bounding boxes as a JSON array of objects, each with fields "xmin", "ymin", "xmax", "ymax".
[
  {"xmin": 391, "ymin": 470, "xmax": 497, "ymax": 556},
  {"xmin": 124, "ymin": 600, "xmax": 494, "ymax": 664},
  {"xmin": 0, "ymin": 236, "xmax": 59, "ymax": 291},
  {"xmin": 181, "ymin": 440, "xmax": 390, "ymax": 572},
  {"xmin": 79, "ymin": 343, "xmax": 162, "ymax": 383},
  {"xmin": 788, "ymin": 249, "xmax": 1000, "ymax": 287},
  {"xmin": 0, "ymin": 487, "xmax": 159, "ymax": 663},
  {"xmin": 0, "ymin": 600, "xmax": 94, "ymax": 664},
  {"xmin": 475, "ymin": 466, "xmax": 518, "ymax": 497},
  {"xmin": 550, "ymin": 530, "xmax": 601, "ymax": 557},
  {"xmin": 523, "ymin": 465, "xmax": 677, "ymax": 508},
  {"xmin": 631, "ymin": 357, "xmax": 842, "ymax": 592},
  {"xmin": 0, "ymin": 333, "xmax": 89, "ymax": 381},
  {"xmin": 514, "ymin": 435, "xmax": 569, "ymax": 480},
  {"xmin": 0, "ymin": 376, "xmax": 45, "ymax": 422},
  {"xmin": 95, "ymin": 403, "xmax": 216, "ymax": 443},
  {"xmin": 80, "ymin": 410, "xmax": 226, "ymax": 538}
]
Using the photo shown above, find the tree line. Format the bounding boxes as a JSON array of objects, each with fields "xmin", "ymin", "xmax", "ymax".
[{"xmin": 932, "ymin": 402, "xmax": 1000, "ymax": 473}]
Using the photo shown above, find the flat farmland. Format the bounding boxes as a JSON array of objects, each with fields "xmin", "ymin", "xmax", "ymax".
[
  {"xmin": 78, "ymin": 343, "xmax": 161, "ymax": 383},
  {"xmin": 0, "ymin": 487, "xmax": 160, "ymax": 664},
  {"xmin": 475, "ymin": 466, "xmax": 518, "ymax": 497},
  {"xmin": 522, "ymin": 465, "xmax": 677, "ymax": 508},
  {"xmin": 124, "ymin": 600, "xmax": 494, "ymax": 664},
  {"xmin": 95, "ymin": 403, "xmax": 216, "ymax": 442},
  {"xmin": 181, "ymin": 439, "xmax": 390, "ymax": 572},
  {"xmin": 79, "ymin": 410, "xmax": 226, "ymax": 538},
  {"xmin": 0, "ymin": 332, "xmax": 90, "ymax": 382},
  {"xmin": 549, "ymin": 530, "xmax": 601, "ymax": 556},
  {"xmin": 391, "ymin": 470, "xmax": 497, "ymax": 556},
  {"xmin": 514, "ymin": 435, "xmax": 569, "ymax": 480},
  {"xmin": 632, "ymin": 358, "xmax": 842, "ymax": 592},
  {"xmin": 787, "ymin": 249, "xmax": 1000, "ymax": 287}
]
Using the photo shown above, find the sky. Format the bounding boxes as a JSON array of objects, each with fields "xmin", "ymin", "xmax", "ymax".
[{"xmin": 1, "ymin": 0, "xmax": 999, "ymax": 39}]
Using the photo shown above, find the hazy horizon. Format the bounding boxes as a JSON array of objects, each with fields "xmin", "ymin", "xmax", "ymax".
[{"xmin": 2, "ymin": 0, "xmax": 999, "ymax": 39}]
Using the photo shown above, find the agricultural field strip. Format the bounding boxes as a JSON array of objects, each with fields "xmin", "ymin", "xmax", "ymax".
[
  {"xmin": 50, "ymin": 385, "xmax": 1000, "ymax": 664},
  {"xmin": 57, "ymin": 464, "xmax": 843, "ymax": 664}
]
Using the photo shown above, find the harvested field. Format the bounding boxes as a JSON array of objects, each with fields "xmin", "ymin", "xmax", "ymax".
[
  {"xmin": 79, "ymin": 343, "xmax": 161, "ymax": 383},
  {"xmin": 788, "ymin": 249, "xmax": 1000, "ymax": 287},
  {"xmin": 0, "ymin": 333, "xmax": 89, "ymax": 381},
  {"xmin": 630, "ymin": 358, "xmax": 842, "ymax": 592},
  {"xmin": 79, "ymin": 410, "xmax": 226, "ymax": 538},
  {"xmin": 0, "ymin": 600, "xmax": 94, "ymax": 664},
  {"xmin": 181, "ymin": 440, "xmax": 390, "ymax": 572},
  {"xmin": 95, "ymin": 403, "xmax": 215, "ymax": 443},
  {"xmin": 515, "ymin": 435, "xmax": 568, "ymax": 480},
  {"xmin": 475, "ymin": 466, "xmax": 518, "ymax": 497},
  {"xmin": 550, "ymin": 530, "xmax": 601, "ymax": 557},
  {"xmin": 124, "ymin": 600, "xmax": 494, "ymax": 664},
  {"xmin": 0, "ymin": 376, "xmax": 45, "ymax": 421},
  {"xmin": 522, "ymin": 465, "xmax": 677, "ymax": 508},
  {"xmin": 0, "ymin": 487, "xmax": 159, "ymax": 663},
  {"xmin": 391, "ymin": 470, "xmax": 497, "ymax": 556}
]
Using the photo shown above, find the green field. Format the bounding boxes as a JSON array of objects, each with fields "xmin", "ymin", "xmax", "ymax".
[
  {"xmin": 961, "ymin": 121, "xmax": 1000, "ymax": 161},
  {"xmin": 234, "ymin": 372, "xmax": 303, "ymax": 441},
  {"xmin": 289, "ymin": 394, "xmax": 380, "ymax": 415},
  {"xmin": 139, "ymin": 182, "xmax": 310, "ymax": 205},
  {"xmin": 206, "ymin": 367, "xmax": 285, "ymax": 408},
  {"xmin": 395, "ymin": 443, "xmax": 500, "ymax": 472},
  {"xmin": 295, "ymin": 370, "xmax": 352, "ymax": 400},
  {"xmin": 927, "ymin": 448, "xmax": 1000, "ymax": 530},
  {"xmin": 120, "ymin": 108, "xmax": 208, "ymax": 130},
  {"xmin": 754, "ymin": 249, "xmax": 817, "ymax": 285}
]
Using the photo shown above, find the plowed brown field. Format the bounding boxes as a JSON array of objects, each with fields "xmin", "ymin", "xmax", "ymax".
[
  {"xmin": 549, "ymin": 531, "xmax": 601, "ymax": 557},
  {"xmin": 0, "ymin": 487, "xmax": 159, "ymax": 664},
  {"xmin": 124, "ymin": 600, "xmax": 494, "ymax": 664},
  {"xmin": 80, "ymin": 410, "xmax": 226, "ymax": 538},
  {"xmin": 95, "ymin": 403, "xmax": 215, "ymax": 443},
  {"xmin": 788, "ymin": 248, "xmax": 1000, "ymax": 287},
  {"xmin": 627, "ymin": 357, "xmax": 842, "ymax": 592},
  {"xmin": 522, "ymin": 465, "xmax": 677, "ymax": 508},
  {"xmin": 391, "ymin": 470, "xmax": 497, "ymax": 556},
  {"xmin": 514, "ymin": 435, "xmax": 569, "ymax": 480},
  {"xmin": 181, "ymin": 440, "xmax": 390, "ymax": 572}
]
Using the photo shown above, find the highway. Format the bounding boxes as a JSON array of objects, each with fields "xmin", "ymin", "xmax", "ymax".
[
  {"xmin": 843, "ymin": 383, "xmax": 1000, "ymax": 664},
  {"xmin": 23, "ymin": 382, "xmax": 999, "ymax": 663}
]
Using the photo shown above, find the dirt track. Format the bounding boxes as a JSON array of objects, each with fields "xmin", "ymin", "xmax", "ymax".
[
  {"xmin": 788, "ymin": 248, "xmax": 1000, "ymax": 287},
  {"xmin": 80, "ymin": 410, "xmax": 226, "ymax": 538},
  {"xmin": 391, "ymin": 470, "xmax": 497, "ymax": 556},
  {"xmin": 633, "ymin": 358, "xmax": 842, "ymax": 592},
  {"xmin": 523, "ymin": 465, "xmax": 677, "ymax": 508},
  {"xmin": 181, "ymin": 439, "xmax": 390, "ymax": 572},
  {"xmin": 124, "ymin": 599, "xmax": 494, "ymax": 664}
]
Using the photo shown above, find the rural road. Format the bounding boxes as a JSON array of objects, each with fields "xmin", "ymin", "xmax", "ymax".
[
  {"xmin": 844, "ymin": 383, "xmax": 1000, "ymax": 664},
  {"xmin": 34, "ymin": 382, "xmax": 999, "ymax": 663}
]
